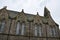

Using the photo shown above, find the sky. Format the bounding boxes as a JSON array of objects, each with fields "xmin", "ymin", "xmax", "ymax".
[{"xmin": 0, "ymin": 0, "xmax": 60, "ymax": 29}]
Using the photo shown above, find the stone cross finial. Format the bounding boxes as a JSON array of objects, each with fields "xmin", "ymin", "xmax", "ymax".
[
  {"xmin": 3, "ymin": 6, "xmax": 7, "ymax": 9},
  {"xmin": 37, "ymin": 12, "xmax": 39, "ymax": 16},
  {"xmin": 21, "ymin": 9, "xmax": 24, "ymax": 13}
]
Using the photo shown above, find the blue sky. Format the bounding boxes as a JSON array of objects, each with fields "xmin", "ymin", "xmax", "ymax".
[{"xmin": 0, "ymin": 0, "xmax": 60, "ymax": 29}]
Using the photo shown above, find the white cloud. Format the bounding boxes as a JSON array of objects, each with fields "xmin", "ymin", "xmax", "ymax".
[{"xmin": 0, "ymin": 0, "xmax": 46, "ymax": 15}]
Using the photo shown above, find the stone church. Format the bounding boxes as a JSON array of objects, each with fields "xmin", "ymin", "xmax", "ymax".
[{"xmin": 0, "ymin": 6, "xmax": 60, "ymax": 40}]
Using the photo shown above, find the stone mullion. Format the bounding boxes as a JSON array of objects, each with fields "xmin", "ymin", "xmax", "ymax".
[
  {"xmin": 25, "ymin": 22, "xmax": 29, "ymax": 36},
  {"xmin": 37, "ymin": 26, "xmax": 39, "ymax": 36},
  {"xmin": 29, "ymin": 22, "xmax": 31, "ymax": 36},
  {"xmin": 42, "ymin": 24, "xmax": 46, "ymax": 37},
  {"xmin": 10, "ymin": 19, "xmax": 16, "ymax": 35},
  {"xmin": 24, "ymin": 23, "xmax": 26, "ymax": 35},
  {"xmin": 31, "ymin": 22, "xmax": 34, "ymax": 36},
  {"xmin": 29, "ymin": 22, "xmax": 33, "ymax": 36},
  {"xmin": 3, "ymin": 20, "xmax": 9, "ymax": 34}
]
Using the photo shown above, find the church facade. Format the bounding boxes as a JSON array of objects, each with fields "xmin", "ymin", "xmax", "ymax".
[{"xmin": 0, "ymin": 6, "xmax": 60, "ymax": 40}]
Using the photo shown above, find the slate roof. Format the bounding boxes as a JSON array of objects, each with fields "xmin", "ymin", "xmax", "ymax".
[{"xmin": 7, "ymin": 10, "xmax": 44, "ymax": 19}]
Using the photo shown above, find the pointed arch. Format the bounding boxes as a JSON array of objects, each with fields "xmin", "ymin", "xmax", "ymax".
[
  {"xmin": 33, "ymin": 13, "xmax": 42, "ymax": 24},
  {"xmin": 16, "ymin": 11, "xmax": 27, "ymax": 23},
  {"xmin": 0, "ymin": 6, "xmax": 9, "ymax": 20}
]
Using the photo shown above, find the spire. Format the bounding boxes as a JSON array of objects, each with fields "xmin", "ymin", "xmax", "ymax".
[
  {"xmin": 44, "ymin": 6, "xmax": 51, "ymax": 18},
  {"xmin": 44, "ymin": 7, "xmax": 50, "ymax": 13}
]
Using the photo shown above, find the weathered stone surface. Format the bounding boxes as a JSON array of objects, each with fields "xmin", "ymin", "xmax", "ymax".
[
  {"xmin": 0, "ymin": 6, "xmax": 59, "ymax": 40},
  {"xmin": 0, "ymin": 35, "xmax": 7, "ymax": 40}
]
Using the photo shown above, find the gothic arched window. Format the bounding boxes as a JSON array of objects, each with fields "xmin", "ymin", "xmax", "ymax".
[
  {"xmin": 50, "ymin": 27, "xmax": 56, "ymax": 37},
  {"xmin": 0, "ymin": 21, "xmax": 5, "ymax": 33},
  {"xmin": 52, "ymin": 28, "xmax": 56, "ymax": 36},
  {"xmin": 16, "ymin": 22, "xmax": 21, "ymax": 34},
  {"xmin": 34, "ymin": 24, "xmax": 42, "ymax": 36},
  {"xmin": 16, "ymin": 22, "xmax": 26, "ymax": 35}
]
